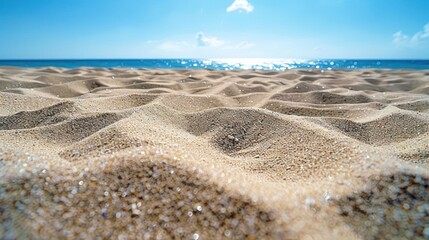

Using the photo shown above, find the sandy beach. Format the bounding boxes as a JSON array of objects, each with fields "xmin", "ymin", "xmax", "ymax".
[{"xmin": 1, "ymin": 67, "xmax": 428, "ymax": 239}]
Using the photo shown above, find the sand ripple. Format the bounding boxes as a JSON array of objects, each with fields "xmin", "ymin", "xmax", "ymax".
[{"xmin": 1, "ymin": 67, "xmax": 429, "ymax": 239}]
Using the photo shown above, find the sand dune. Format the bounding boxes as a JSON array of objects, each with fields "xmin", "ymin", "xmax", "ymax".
[{"xmin": 1, "ymin": 67, "xmax": 428, "ymax": 239}]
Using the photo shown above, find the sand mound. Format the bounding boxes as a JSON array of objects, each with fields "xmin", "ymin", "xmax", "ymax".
[
  {"xmin": 1, "ymin": 67, "xmax": 429, "ymax": 239},
  {"xmin": 0, "ymin": 147, "xmax": 286, "ymax": 239}
]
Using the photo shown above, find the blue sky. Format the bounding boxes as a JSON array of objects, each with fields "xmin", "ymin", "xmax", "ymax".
[{"xmin": 0, "ymin": 0, "xmax": 428, "ymax": 59}]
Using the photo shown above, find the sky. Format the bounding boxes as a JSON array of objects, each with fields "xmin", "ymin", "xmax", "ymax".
[{"xmin": 0, "ymin": 0, "xmax": 428, "ymax": 59}]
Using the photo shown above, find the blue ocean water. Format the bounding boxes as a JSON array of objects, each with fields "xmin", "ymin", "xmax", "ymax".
[{"xmin": 0, "ymin": 59, "xmax": 428, "ymax": 70}]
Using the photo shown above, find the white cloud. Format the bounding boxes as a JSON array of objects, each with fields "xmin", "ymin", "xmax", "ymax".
[
  {"xmin": 153, "ymin": 33, "xmax": 254, "ymax": 54},
  {"xmin": 227, "ymin": 0, "xmax": 254, "ymax": 13},
  {"xmin": 393, "ymin": 31, "xmax": 409, "ymax": 46},
  {"xmin": 196, "ymin": 32, "xmax": 225, "ymax": 47},
  {"xmin": 411, "ymin": 23, "xmax": 429, "ymax": 43},
  {"xmin": 393, "ymin": 23, "xmax": 429, "ymax": 47}
]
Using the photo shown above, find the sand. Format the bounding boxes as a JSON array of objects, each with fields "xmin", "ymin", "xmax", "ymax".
[{"xmin": 0, "ymin": 67, "xmax": 428, "ymax": 239}]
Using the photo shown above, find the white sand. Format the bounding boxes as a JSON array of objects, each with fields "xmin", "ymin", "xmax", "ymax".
[{"xmin": 0, "ymin": 67, "xmax": 428, "ymax": 239}]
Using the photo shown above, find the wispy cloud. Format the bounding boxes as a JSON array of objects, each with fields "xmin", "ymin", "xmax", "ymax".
[
  {"xmin": 227, "ymin": 0, "xmax": 254, "ymax": 13},
  {"xmin": 232, "ymin": 41, "xmax": 255, "ymax": 49},
  {"xmin": 393, "ymin": 22, "xmax": 429, "ymax": 47},
  {"xmin": 392, "ymin": 31, "xmax": 409, "ymax": 46},
  {"xmin": 196, "ymin": 32, "xmax": 225, "ymax": 47},
  {"xmin": 150, "ymin": 32, "xmax": 254, "ymax": 53},
  {"xmin": 196, "ymin": 33, "xmax": 255, "ymax": 49}
]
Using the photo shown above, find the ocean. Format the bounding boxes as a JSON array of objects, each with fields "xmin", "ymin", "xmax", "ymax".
[{"xmin": 0, "ymin": 59, "xmax": 428, "ymax": 70}]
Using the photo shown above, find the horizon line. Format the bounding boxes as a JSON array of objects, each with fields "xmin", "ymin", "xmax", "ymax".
[{"xmin": 1, "ymin": 58, "xmax": 429, "ymax": 61}]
